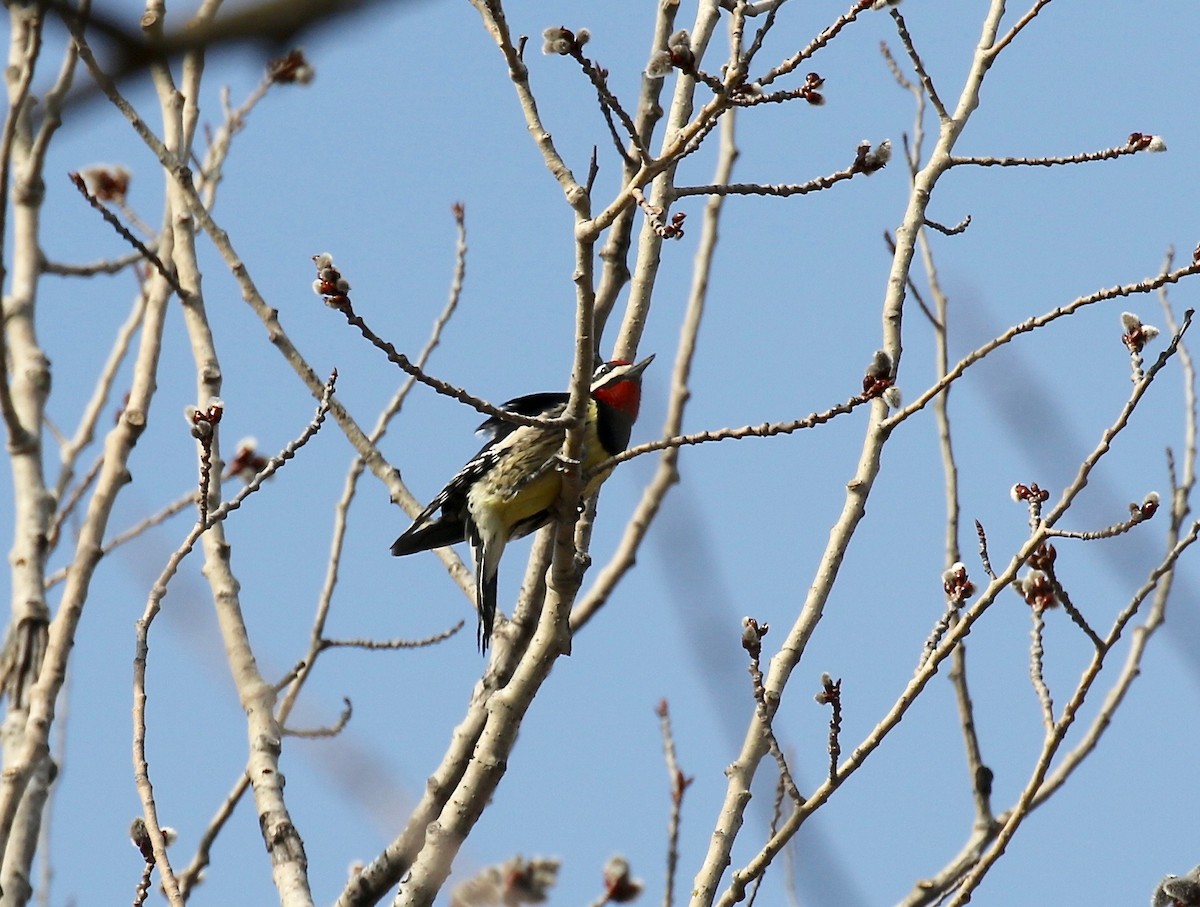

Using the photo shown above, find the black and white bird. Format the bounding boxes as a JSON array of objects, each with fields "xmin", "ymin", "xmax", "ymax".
[{"xmin": 390, "ymin": 356, "xmax": 654, "ymax": 651}]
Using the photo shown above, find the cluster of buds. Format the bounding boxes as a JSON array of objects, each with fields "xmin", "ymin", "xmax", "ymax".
[
  {"xmin": 862, "ymin": 349, "xmax": 901, "ymax": 407},
  {"xmin": 601, "ymin": 856, "xmax": 643, "ymax": 903},
  {"xmin": 542, "ymin": 25, "xmax": 590, "ymax": 56},
  {"xmin": 731, "ymin": 70, "xmax": 826, "ymax": 104},
  {"xmin": 659, "ymin": 210, "xmax": 687, "ymax": 239},
  {"xmin": 129, "ymin": 818, "xmax": 176, "ymax": 864},
  {"xmin": 1127, "ymin": 132, "xmax": 1167, "ymax": 153},
  {"xmin": 75, "ymin": 164, "xmax": 131, "ymax": 204},
  {"xmin": 1026, "ymin": 541, "xmax": 1056, "ymax": 571},
  {"xmin": 862, "ymin": 349, "xmax": 892, "ymax": 394},
  {"xmin": 1120, "ymin": 311, "xmax": 1161, "ymax": 355},
  {"xmin": 645, "ymin": 29, "xmax": 694, "ymax": 78},
  {"xmin": 1014, "ymin": 542, "xmax": 1059, "ymax": 610},
  {"xmin": 813, "ymin": 671, "xmax": 841, "ymax": 707},
  {"xmin": 852, "ymin": 139, "xmax": 892, "ymax": 175},
  {"xmin": 313, "ymin": 253, "xmax": 351, "ymax": 311},
  {"xmin": 187, "ymin": 397, "xmax": 224, "ymax": 441},
  {"xmin": 942, "ymin": 561, "xmax": 976, "ymax": 606},
  {"xmin": 268, "ymin": 49, "xmax": 315, "ymax": 85},
  {"xmin": 1130, "ymin": 491, "xmax": 1160, "ymax": 522},
  {"xmin": 798, "ymin": 72, "xmax": 826, "ymax": 106},
  {"xmin": 227, "ymin": 437, "xmax": 269, "ymax": 482},
  {"xmin": 1013, "ymin": 569, "xmax": 1058, "ymax": 611},
  {"xmin": 634, "ymin": 188, "xmax": 686, "ymax": 240},
  {"xmin": 501, "ymin": 856, "xmax": 560, "ymax": 904},
  {"xmin": 741, "ymin": 616, "xmax": 769, "ymax": 659},
  {"xmin": 1152, "ymin": 865, "xmax": 1200, "ymax": 907},
  {"xmin": 1010, "ymin": 482, "xmax": 1050, "ymax": 505},
  {"xmin": 452, "ymin": 855, "xmax": 562, "ymax": 907}
]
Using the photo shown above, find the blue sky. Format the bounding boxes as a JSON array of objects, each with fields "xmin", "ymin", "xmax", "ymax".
[{"xmin": 12, "ymin": 1, "xmax": 1200, "ymax": 904}]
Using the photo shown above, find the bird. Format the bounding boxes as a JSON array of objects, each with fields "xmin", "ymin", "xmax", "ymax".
[{"xmin": 390, "ymin": 356, "xmax": 654, "ymax": 652}]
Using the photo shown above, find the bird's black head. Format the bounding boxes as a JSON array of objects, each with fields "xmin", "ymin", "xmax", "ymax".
[{"xmin": 591, "ymin": 355, "xmax": 653, "ymax": 452}]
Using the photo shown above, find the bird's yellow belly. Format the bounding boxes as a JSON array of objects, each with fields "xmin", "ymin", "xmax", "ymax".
[{"xmin": 468, "ymin": 425, "xmax": 614, "ymax": 534}]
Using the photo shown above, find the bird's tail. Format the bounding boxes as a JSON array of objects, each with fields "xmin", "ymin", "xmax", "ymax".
[
  {"xmin": 468, "ymin": 524, "xmax": 505, "ymax": 653},
  {"xmin": 390, "ymin": 516, "xmax": 465, "ymax": 557},
  {"xmin": 477, "ymin": 566, "xmax": 498, "ymax": 652}
]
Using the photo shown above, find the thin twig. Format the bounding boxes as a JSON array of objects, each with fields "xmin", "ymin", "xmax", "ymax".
[
  {"xmin": 675, "ymin": 149, "xmax": 875, "ymax": 198},
  {"xmin": 656, "ymin": 700, "xmax": 691, "ymax": 907},
  {"xmin": 975, "ymin": 521, "xmax": 996, "ymax": 580},
  {"xmin": 50, "ymin": 284, "xmax": 148, "ymax": 534},
  {"xmin": 319, "ymin": 624, "xmax": 466, "ymax": 652},
  {"xmin": 177, "ymin": 774, "xmax": 250, "ymax": 899},
  {"xmin": 948, "ymin": 142, "xmax": 1149, "ymax": 169},
  {"xmin": 815, "ymin": 674, "xmax": 842, "ymax": 785},
  {"xmin": 41, "ymin": 249, "xmax": 144, "ymax": 275},
  {"xmin": 988, "ymin": 0, "xmax": 1055, "ymax": 58},
  {"xmin": 1028, "ymin": 608, "xmax": 1054, "ymax": 729},
  {"xmin": 925, "ymin": 215, "xmax": 971, "ymax": 236},
  {"xmin": 1047, "ymin": 575, "xmax": 1103, "ymax": 650},
  {"xmin": 890, "ymin": 8, "xmax": 947, "ymax": 120},
  {"xmin": 46, "ymin": 453, "xmax": 103, "ymax": 551},
  {"xmin": 1042, "ymin": 504, "xmax": 1155, "ymax": 541},
  {"xmin": 886, "ymin": 271, "xmax": 1200, "ymax": 429},
  {"xmin": 324, "ymin": 289, "xmax": 572, "ymax": 429},
  {"xmin": 744, "ymin": 621, "xmax": 803, "ymax": 805},
  {"xmin": 283, "ymin": 698, "xmax": 352, "ymax": 739},
  {"xmin": 68, "ymin": 172, "xmax": 184, "ymax": 298},
  {"xmin": 132, "ymin": 374, "xmax": 336, "ymax": 905},
  {"xmin": 591, "ymin": 390, "xmax": 878, "ymax": 476},
  {"xmin": 277, "ymin": 209, "xmax": 473, "ymax": 732},
  {"xmin": 757, "ymin": 0, "xmax": 874, "ymax": 90},
  {"xmin": 570, "ymin": 49, "xmax": 645, "ymax": 165},
  {"xmin": 45, "ymin": 489, "xmax": 195, "ymax": 589}
]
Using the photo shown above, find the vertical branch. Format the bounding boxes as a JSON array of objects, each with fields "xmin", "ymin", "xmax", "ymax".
[
  {"xmin": 0, "ymin": 3, "xmax": 45, "ymax": 445},
  {"xmin": 594, "ymin": 0, "xmax": 679, "ymax": 337},
  {"xmin": 0, "ymin": 266, "xmax": 174, "ymax": 888},
  {"xmin": 657, "ymin": 700, "xmax": 691, "ymax": 907},
  {"xmin": 149, "ymin": 19, "xmax": 315, "ymax": 898},
  {"xmin": 896, "ymin": 27, "xmax": 997, "ymax": 847},
  {"xmin": 572, "ymin": 14, "xmax": 740, "ymax": 634},
  {"xmin": 613, "ymin": 2, "xmax": 724, "ymax": 362},
  {"xmin": 1028, "ymin": 608, "xmax": 1054, "ymax": 728},
  {"xmin": 134, "ymin": 379, "xmax": 335, "ymax": 907},
  {"xmin": 693, "ymin": 3, "xmax": 1012, "ymax": 903},
  {"xmin": 0, "ymin": 7, "xmax": 59, "ymax": 897},
  {"xmin": 389, "ymin": 5, "xmax": 604, "ymax": 902},
  {"xmin": 50, "ymin": 288, "xmax": 147, "ymax": 530}
]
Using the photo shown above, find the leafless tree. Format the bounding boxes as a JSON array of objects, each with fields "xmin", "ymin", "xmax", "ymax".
[{"xmin": 0, "ymin": 1, "xmax": 1195, "ymax": 906}]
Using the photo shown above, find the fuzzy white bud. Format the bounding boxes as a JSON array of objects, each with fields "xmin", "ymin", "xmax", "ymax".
[{"xmin": 645, "ymin": 50, "xmax": 673, "ymax": 79}]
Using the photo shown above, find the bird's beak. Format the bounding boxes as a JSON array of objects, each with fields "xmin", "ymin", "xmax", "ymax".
[{"xmin": 625, "ymin": 354, "xmax": 655, "ymax": 378}]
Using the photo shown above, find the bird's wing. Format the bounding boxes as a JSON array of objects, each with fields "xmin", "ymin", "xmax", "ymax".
[
  {"xmin": 476, "ymin": 392, "xmax": 568, "ymax": 440},
  {"xmin": 393, "ymin": 392, "xmax": 566, "ymax": 557},
  {"xmin": 389, "ymin": 447, "xmax": 499, "ymax": 556}
]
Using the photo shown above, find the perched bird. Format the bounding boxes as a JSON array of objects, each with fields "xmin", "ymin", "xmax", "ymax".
[{"xmin": 391, "ymin": 356, "xmax": 654, "ymax": 652}]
